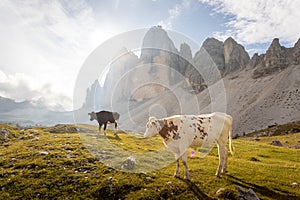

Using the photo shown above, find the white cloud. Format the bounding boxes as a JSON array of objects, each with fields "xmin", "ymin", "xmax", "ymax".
[
  {"xmin": 199, "ymin": 0, "xmax": 300, "ymax": 45},
  {"xmin": 0, "ymin": 69, "xmax": 72, "ymax": 111},
  {"xmin": 158, "ymin": 0, "xmax": 191, "ymax": 29},
  {"xmin": 0, "ymin": 0, "xmax": 120, "ymax": 110}
]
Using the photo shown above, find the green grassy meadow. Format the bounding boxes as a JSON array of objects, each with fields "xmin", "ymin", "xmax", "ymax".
[{"xmin": 0, "ymin": 124, "xmax": 299, "ymax": 199}]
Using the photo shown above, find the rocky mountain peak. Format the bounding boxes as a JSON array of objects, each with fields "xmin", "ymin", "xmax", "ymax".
[
  {"xmin": 202, "ymin": 37, "xmax": 223, "ymax": 47},
  {"xmin": 252, "ymin": 38, "xmax": 300, "ymax": 78},
  {"xmin": 201, "ymin": 37, "xmax": 224, "ymax": 58},
  {"xmin": 269, "ymin": 38, "xmax": 281, "ymax": 48},
  {"xmin": 84, "ymin": 80, "xmax": 102, "ymax": 110},
  {"xmin": 139, "ymin": 26, "xmax": 181, "ymax": 84},
  {"xmin": 140, "ymin": 26, "xmax": 178, "ymax": 63},
  {"xmin": 292, "ymin": 39, "xmax": 300, "ymax": 65},
  {"xmin": 267, "ymin": 38, "xmax": 286, "ymax": 58},
  {"xmin": 178, "ymin": 43, "xmax": 193, "ymax": 75},
  {"xmin": 141, "ymin": 26, "xmax": 169, "ymax": 47},
  {"xmin": 223, "ymin": 37, "xmax": 250, "ymax": 74},
  {"xmin": 248, "ymin": 53, "xmax": 264, "ymax": 69},
  {"xmin": 200, "ymin": 37, "xmax": 225, "ymax": 71},
  {"xmin": 224, "ymin": 37, "xmax": 236, "ymax": 45},
  {"xmin": 196, "ymin": 37, "xmax": 249, "ymax": 75},
  {"xmin": 179, "ymin": 43, "xmax": 192, "ymax": 60}
]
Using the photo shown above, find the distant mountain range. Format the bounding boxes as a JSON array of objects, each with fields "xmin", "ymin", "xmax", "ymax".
[
  {"xmin": 82, "ymin": 26, "xmax": 300, "ymax": 135},
  {"xmin": 0, "ymin": 96, "xmax": 73, "ymax": 126}
]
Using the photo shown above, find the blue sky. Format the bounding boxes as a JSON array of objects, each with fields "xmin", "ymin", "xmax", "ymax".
[{"xmin": 0, "ymin": 0, "xmax": 299, "ymax": 110}]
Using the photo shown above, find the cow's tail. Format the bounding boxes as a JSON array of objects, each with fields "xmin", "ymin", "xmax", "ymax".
[{"xmin": 228, "ymin": 115, "xmax": 234, "ymax": 155}]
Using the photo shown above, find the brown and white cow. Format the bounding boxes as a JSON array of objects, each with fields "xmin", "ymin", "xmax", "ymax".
[{"xmin": 144, "ymin": 112, "xmax": 234, "ymax": 180}]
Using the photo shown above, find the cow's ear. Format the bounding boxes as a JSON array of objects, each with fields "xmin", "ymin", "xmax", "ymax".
[
  {"xmin": 88, "ymin": 113, "xmax": 91, "ymax": 116},
  {"xmin": 149, "ymin": 116, "xmax": 157, "ymax": 122}
]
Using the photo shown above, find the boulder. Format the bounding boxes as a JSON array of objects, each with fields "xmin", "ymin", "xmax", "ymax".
[
  {"xmin": 216, "ymin": 188, "xmax": 237, "ymax": 199},
  {"xmin": 237, "ymin": 186, "xmax": 260, "ymax": 200},
  {"xmin": 38, "ymin": 151, "xmax": 49, "ymax": 155},
  {"xmin": 270, "ymin": 140, "xmax": 283, "ymax": 146},
  {"xmin": 0, "ymin": 128, "xmax": 10, "ymax": 142},
  {"xmin": 253, "ymin": 136, "xmax": 260, "ymax": 141},
  {"xmin": 121, "ymin": 156, "xmax": 136, "ymax": 170}
]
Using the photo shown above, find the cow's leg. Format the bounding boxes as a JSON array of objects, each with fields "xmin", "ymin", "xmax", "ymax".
[
  {"xmin": 221, "ymin": 149, "xmax": 228, "ymax": 174},
  {"xmin": 103, "ymin": 123, "xmax": 107, "ymax": 136},
  {"xmin": 217, "ymin": 132, "xmax": 228, "ymax": 176},
  {"xmin": 182, "ymin": 151, "xmax": 190, "ymax": 180},
  {"xmin": 174, "ymin": 158, "xmax": 180, "ymax": 178},
  {"xmin": 114, "ymin": 121, "xmax": 118, "ymax": 135},
  {"xmin": 215, "ymin": 143, "xmax": 224, "ymax": 178},
  {"xmin": 98, "ymin": 124, "xmax": 103, "ymax": 137}
]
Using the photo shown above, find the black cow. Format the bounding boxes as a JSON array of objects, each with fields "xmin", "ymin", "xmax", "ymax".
[{"xmin": 88, "ymin": 111, "xmax": 120, "ymax": 136}]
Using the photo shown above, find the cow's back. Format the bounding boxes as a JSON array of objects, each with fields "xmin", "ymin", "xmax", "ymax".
[
  {"xmin": 205, "ymin": 112, "xmax": 232, "ymax": 143},
  {"xmin": 163, "ymin": 113, "xmax": 232, "ymax": 147},
  {"xmin": 210, "ymin": 112, "xmax": 232, "ymax": 134},
  {"xmin": 96, "ymin": 111, "xmax": 119, "ymax": 123}
]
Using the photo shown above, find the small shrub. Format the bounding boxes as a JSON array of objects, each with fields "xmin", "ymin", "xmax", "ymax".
[{"xmin": 249, "ymin": 157, "xmax": 260, "ymax": 162}]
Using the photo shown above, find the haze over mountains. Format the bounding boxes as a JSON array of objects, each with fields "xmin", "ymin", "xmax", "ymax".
[
  {"xmin": 0, "ymin": 96, "xmax": 73, "ymax": 126},
  {"xmin": 2, "ymin": 26, "xmax": 299, "ymax": 134}
]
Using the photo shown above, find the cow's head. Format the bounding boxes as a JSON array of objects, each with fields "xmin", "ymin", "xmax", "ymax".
[
  {"xmin": 88, "ymin": 112, "xmax": 97, "ymax": 121},
  {"xmin": 144, "ymin": 117, "xmax": 161, "ymax": 138}
]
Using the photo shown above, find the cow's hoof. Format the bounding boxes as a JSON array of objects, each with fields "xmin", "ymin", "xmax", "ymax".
[
  {"xmin": 215, "ymin": 174, "xmax": 221, "ymax": 178},
  {"xmin": 221, "ymin": 170, "xmax": 228, "ymax": 175},
  {"xmin": 173, "ymin": 174, "xmax": 180, "ymax": 178},
  {"xmin": 184, "ymin": 177, "xmax": 191, "ymax": 181}
]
